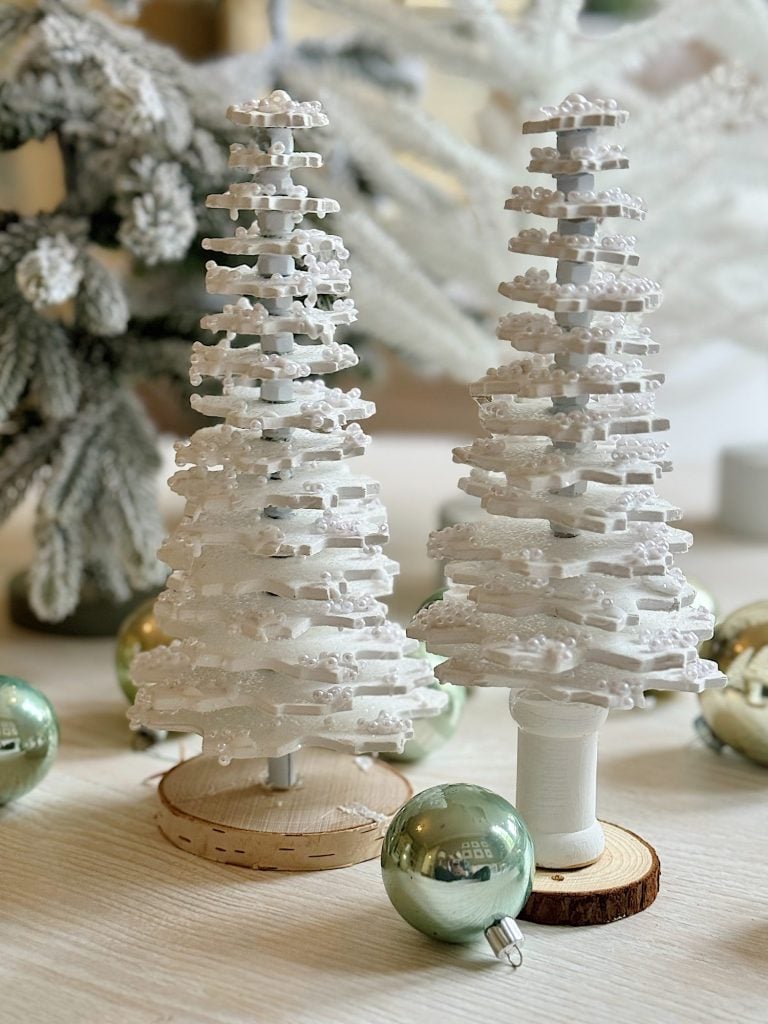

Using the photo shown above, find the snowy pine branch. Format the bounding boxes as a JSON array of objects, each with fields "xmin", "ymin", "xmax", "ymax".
[
  {"xmin": 29, "ymin": 517, "xmax": 85, "ymax": 624},
  {"xmin": 29, "ymin": 316, "xmax": 82, "ymax": 421},
  {"xmin": 0, "ymin": 422, "xmax": 60, "ymax": 523},
  {"xmin": 0, "ymin": 3, "xmax": 236, "ymax": 618}
]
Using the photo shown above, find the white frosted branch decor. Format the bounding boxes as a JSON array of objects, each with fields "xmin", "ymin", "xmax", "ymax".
[
  {"xmin": 410, "ymin": 94, "xmax": 725, "ymax": 870},
  {"xmin": 130, "ymin": 90, "xmax": 444, "ymax": 773}
]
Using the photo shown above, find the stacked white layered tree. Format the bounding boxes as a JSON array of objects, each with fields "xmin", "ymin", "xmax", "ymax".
[
  {"xmin": 410, "ymin": 96, "xmax": 725, "ymax": 872},
  {"xmin": 130, "ymin": 91, "xmax": 442, "ymax": 792}
]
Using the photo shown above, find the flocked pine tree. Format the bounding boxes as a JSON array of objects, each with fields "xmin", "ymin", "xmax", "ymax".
[
  {"xmin": 410, "ymin": 96, "xmax": 725, "ymax": 877},
  {"xmin": 0, "ymin": 0, "xmax": 232, "ymax": 624},
  {"xmin": 130, "ymin": 92, "xmax": 443, "ymax": 848},
  {"xmin": 0, "ymin": 0, "xmax": 497, "ymax": 626}
]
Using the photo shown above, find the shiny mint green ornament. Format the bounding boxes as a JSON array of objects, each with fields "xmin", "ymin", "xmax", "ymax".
[
  {"xmin": 381, "ymin": 783, "xmax": 534, "ymax": 963},
  {"xmin": 0, "ymin": 676, "xmax": 59, "ymax": 804}
]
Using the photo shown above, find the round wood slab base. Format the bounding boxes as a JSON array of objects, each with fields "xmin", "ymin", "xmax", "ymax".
[
  {"xmin": 520, "ymin": 821, "xmax": 660, "ymax": 926},
  {"xmin": 156, "ymin": 749, "xmax": 412, "ymax": 871}
]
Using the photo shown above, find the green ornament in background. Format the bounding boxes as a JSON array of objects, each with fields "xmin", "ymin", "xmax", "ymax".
[
  {"xmin": 381, "ymin": 783, "xmax": 534, "ymax": 964},
  {"xmin": 0, "ymin": 676, "xmax": 59, "ymax": 804},
  {"xmin": 383, "ymin": 589, "xmax": 467, "ymax": 763},
  {"xmin": 417, "ymin": 588, "xmax": 446, "ymax": 613},
  {"xmin": 383, "ymin": 652, "xmax": 465, "ymax": 763},
  {"xmin": 414, "ymin": 586, "xmax": 475, "ymax": 698},
  {"xmin": 116, "ymin": 596, "xmax": 171, "ymax": 704}
]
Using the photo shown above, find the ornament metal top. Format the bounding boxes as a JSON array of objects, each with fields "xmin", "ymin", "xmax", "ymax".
[
  {"xmin": 409, "ymin": 93, "xmax": 725, "ymax": 870},
  {"xmin": 129, "ymin": 91, "xmax": 443, "ymax": 778}
]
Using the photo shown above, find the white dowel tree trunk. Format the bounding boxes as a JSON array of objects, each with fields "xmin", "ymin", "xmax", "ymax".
[
  {"xmin": 129, "ymin": 91, "xmax": 444, "ymax": 806},
  {"xmin": 410, "ymin": 95, "xmax": 725, "ymax": 874}
]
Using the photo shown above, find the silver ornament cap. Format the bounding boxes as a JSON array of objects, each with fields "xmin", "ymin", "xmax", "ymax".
[{"xmin": 485, "ymin": 917, "xmax": 525, "ymax": 967}]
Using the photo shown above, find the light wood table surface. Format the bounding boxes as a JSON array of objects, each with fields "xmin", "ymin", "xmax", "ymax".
[{"xmin": 2, "ymin": 438, "xmax": 767, "ymax": 1024}]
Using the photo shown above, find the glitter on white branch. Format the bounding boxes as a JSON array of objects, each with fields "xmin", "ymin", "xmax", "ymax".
[
  {"xmin": 409, "ymin": 94, "xmax": 726, "ymax": 869},
  {"xmin": 130, "ymin": 90, "xmax": 444, "ymax": 772}
]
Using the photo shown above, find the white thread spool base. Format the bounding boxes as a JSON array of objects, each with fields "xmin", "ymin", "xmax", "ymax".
[
  {"xmin": 532, "ymin": 820, "xmax": 606, "ymax": 871},
  {"xmin": 155, "ymin": 749, "xmax": 412, "ymax": 871},
  {"xmin": 521, "ymin": 821, "xmax": 660, "ymax": 926},
  {"xmin": 512, "ymin": 695, "xmax": 608, "ymax": 870}
]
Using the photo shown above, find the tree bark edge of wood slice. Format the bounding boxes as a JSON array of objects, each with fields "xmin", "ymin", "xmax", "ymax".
[
  {"xmin": 520, "ymin": 821, "xmax": 660, "ymax": 926},
  {"xmin": 155, "ymin": 748, "xmax": 412, "ymax": 872}
]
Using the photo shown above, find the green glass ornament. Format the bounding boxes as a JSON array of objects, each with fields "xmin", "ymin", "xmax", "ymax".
[
  {"xmin": 382, "ymin": 653, "xmax": 465, "ymax": 763},
  {"xmin": 116, "ymin": 596, "xmax": 171, "ymax": 704},
  {"xmin": 381, "ymin": 783, "xmax": 534, "ymax": 963},
  {"xmin": 0, "ymin": 676, "xmax": 59, "ymax": 804}
]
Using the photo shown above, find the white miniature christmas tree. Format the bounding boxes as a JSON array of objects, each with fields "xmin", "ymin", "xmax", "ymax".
[
  {"xmin": 130, "ymin": 92, "xmax": 443, "ymax": 857},
  {"xmin": 410, "ymin": 96, "xmax": 725, "ymax": 882}
]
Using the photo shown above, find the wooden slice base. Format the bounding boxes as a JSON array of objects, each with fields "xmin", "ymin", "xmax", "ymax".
[
  {"xmin": 521, "ymin": 822, "xmax": 660, "ymax": 926},
  {"xmin": 156, "ymin": 749, "xmax": 412, "ymax": 871}
]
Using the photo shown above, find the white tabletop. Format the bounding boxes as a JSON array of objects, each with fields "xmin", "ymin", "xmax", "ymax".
[{"xmin": 2, "ymin": 437, "xmax": 767, "ymax": 1024}]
